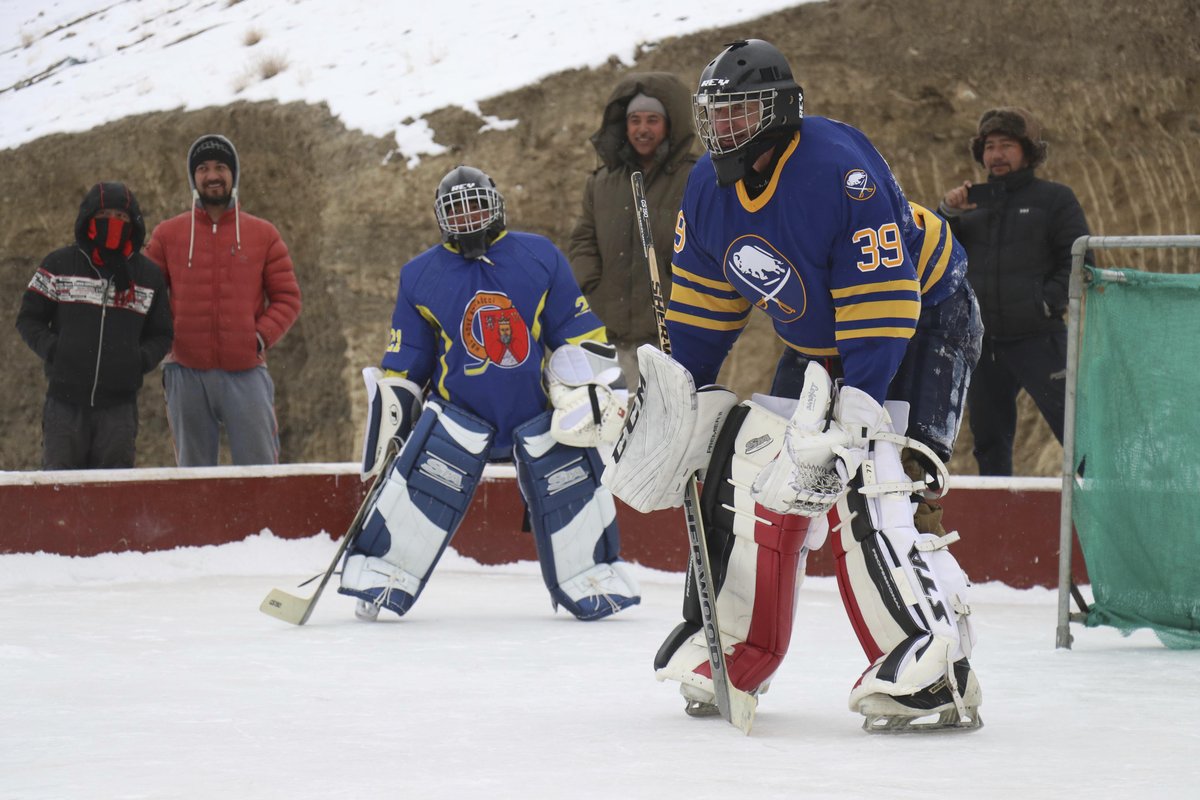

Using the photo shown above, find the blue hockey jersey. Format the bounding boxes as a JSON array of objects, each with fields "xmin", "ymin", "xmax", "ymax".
[
  {"xmin": 666, "ymin": 116, "xmax": 967, "ymax": 402},
  {"xmin": 382, "ymin": 230, "xmax": 607, "ymax": 454}
]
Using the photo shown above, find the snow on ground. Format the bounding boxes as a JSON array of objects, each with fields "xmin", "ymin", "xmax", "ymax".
[
  {"xmin": 2, "ymin": 534, "xmax": 1197, "ymax": 799},
  {"xmin": 1, "ymin": 0, "xmax": 811, "ymax": 158}
]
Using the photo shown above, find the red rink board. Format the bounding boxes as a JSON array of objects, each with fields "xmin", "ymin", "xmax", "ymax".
[{"xmin": 0, "ymin": 465, "xmax": 1083, "ymax": 589}]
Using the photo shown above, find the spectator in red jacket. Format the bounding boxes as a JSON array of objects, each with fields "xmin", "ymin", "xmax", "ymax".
[{"xmin": 145, "ymin": 134, "xmax": 302, "ymax": 466}]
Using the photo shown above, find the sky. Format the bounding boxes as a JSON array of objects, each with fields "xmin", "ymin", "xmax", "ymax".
[{"xmin": 3, "ymin": 2, "xmax": 1198, "ymax": 798}]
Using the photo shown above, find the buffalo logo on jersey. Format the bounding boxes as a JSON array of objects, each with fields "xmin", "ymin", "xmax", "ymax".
[
  {"xmin": 462, "ymin": 291, "xmax": 530, "ymax": 372},
  {"xmin": 844, "ymin": 168, "xmax": 877, "ymax": 201},
  {"xmin": 723, "ymin": 237, "xmax": 806, "ymax": 322}
]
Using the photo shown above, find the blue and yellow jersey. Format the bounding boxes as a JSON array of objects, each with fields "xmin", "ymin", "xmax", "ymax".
[
  {"xmin": 667, "ymin": 116, "xmax": 966, "ymax": 401},
  {"xmin": 383, "ymin": 230, "xmax": 606, "ymax": 452}
]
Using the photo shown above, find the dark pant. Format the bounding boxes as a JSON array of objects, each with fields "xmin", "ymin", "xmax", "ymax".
[
  {"xmin": 967, "ymin": 332, "xmax": 1067, "ymax": 476},
  {"xmin": 771, "ymin": 282, "xmax": 983, "ymax": 463},
  {"xmin": 41, "ymin": 395, "xmax": 138, "ymax": 469}
]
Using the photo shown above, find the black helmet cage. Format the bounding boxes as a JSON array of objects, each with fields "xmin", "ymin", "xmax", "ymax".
[
  {"xmin": 692, "ymin": 40, "xmax": 804, "ymax": 157},
  {"xmin": 434, "ymin": 166, "xmax": 506, "ymax": 257}
]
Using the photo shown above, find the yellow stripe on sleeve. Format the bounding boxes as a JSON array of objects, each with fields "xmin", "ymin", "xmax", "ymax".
[
  {"xmin": 783, "ymin": 341, "xmax": 840, "ymax": 357},
  {"xmin": 834, "ymin": 299, "xmax": 921, "ymax": 323},
  {"xmin": 830, "ymin": 279, "xmax": 920, "ymax": 300},
  {"xmin": 566, "ymin": 328, "xmax": 608, "ymax": 346},
  {"xmin": 922, "ymin": 234, "xmax": 953, "ymax": 294},
  {"xmin": 671, "ymin": 283, "xmax": 752, "ymax": 314},
  {"xmin": 665, "ymin": 308, "xmax": 750, "ymax": 332},
  {"xmin": 529, "ymin": 291, "xmax": 548, "ymax": 342},
  {"xmin": 835, "ymin": 326, "xmax": 916, "ymax": 342},
  {"xmin": 910, "ymin": 202, "xmax": 953, "ymax": 293},
  {"xmin": 672, "ymin": 265, "xmax": 737, "ymax": 292}
]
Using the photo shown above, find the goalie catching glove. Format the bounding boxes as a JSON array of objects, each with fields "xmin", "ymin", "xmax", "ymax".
[
  {"xmin": 750, "ymin": 362, "xmax": 949, "ymax": 520},
  {"xmin": 751, "ymin": 361, "xmax": 851, "ymax": 517},
  {"xmin": 546, "ymin": 341, "xmax": 629, "ymax": 448}
]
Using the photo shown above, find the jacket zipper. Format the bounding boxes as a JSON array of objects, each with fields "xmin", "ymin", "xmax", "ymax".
[{"xmin": 91, "ymin": 277, "xmax": 112, "ymax": 407}]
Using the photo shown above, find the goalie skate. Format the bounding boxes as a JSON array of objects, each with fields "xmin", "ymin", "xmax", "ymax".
[{"xmin": 858, "ymin": 659, "xmax": 982, "ymax": 734}]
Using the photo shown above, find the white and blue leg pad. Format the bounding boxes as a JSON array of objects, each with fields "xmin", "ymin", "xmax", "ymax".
[
  {"xmin": 338, "ymin": 400, "xmax": 495, "ymax": 618},
  {"xmin": 514, "ymin": 411, "xmax": 641, "ymax": 621}
]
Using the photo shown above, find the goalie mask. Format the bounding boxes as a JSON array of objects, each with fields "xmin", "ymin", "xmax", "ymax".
[
  {"xmin": 434, "ymin": 165, "xmax": 506, "ymax": 260},
  {"xmin": 693, "ymin": 39, "xmax": 804, "ymax": 187}
]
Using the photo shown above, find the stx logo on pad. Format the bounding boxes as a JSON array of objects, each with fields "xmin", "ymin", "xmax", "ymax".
[
  {"xmin": 419, "ymin": 454, "xmax": 465, "ymax": 492},
  {"xmin": 547, "ymin": 465, "xmax": 588, "ymax": 495}
]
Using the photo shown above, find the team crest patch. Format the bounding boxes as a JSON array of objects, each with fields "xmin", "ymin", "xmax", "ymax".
[
  {"xmin": 723, "ymin": 235, "xmax": 805, "ymax": 322},
  {"xmin": 462, "ymin": 291, "xmax": 530, "ymax": 370},
  {"xmin": 844, "ymin": 168, "xmax": 876, "ymax": 201}
]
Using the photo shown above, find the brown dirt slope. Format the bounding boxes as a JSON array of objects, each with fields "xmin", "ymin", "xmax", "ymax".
[{"xmin": 2, "ymin": 0, "xmax": 1197, "ymax": 475}]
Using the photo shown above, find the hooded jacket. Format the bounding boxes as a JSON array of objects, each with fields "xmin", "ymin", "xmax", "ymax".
[
  {"xmin": 568, "ymin": 72, "xmax": 698, "ymax": 343},
  {"xmin": 16, "ymin": 182, "xmax": 174, "ymax": 407},
  {"xmin": 144, "ymin": 135, "xmax": 301, "ymax": 372},
  {"xmin": 946, "ymin": 167, "xmax": 1089, "ymax": 338}
]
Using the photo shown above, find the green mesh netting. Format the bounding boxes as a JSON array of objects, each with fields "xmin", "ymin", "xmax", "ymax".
[{"xmin": 1073, "ymin": 266, "xmax": 1200, "ymax": 648}]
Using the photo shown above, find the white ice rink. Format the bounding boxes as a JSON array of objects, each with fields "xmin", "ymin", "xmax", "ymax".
[{"xmin": 1, "ymin": 534, "xmax": 1196, "ymax": 799}]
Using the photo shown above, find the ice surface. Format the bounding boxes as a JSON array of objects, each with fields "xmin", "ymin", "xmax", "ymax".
[{"xmin": 2, "ymin": 534, "xmax": 1196, "ymax": 799}]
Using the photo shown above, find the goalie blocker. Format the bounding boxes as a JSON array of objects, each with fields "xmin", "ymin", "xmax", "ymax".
[{"xmin": 607, "ymin": 347, "xmax": 980, "ymax": 731}]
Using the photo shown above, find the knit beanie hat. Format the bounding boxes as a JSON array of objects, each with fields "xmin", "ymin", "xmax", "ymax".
[
  {"xmin": 188, "ymin": 134, "xmax": 238, "ymax": 183},
  {"xmin": 626, "ymin": 92, "xmax": 668, "ymax": 119},
  {"xmin": 971, "ymin": 107, "xmax": 1048, "ymax": 168}
]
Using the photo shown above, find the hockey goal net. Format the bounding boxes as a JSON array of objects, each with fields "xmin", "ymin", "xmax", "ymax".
[{"xmin": 1057, "ymin": 235, "xmax": 1200, "ymax": 649}]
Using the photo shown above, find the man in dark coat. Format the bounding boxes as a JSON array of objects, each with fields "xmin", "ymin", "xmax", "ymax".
[
  {"xmin": 16, "ymin": 182, "xmax": 173, "ymax": 469},
  {"xmin": 568, "ymin": 72, "xmax": 698, "ymax": 379},
  {"xmin": 938, "ymin": 107, "xmax": 1090, "ymax": 475}
]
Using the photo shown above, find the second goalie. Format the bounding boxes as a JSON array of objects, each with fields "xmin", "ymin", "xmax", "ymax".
[{"xmin": 338, "ymin": 165, "xmax": 640, "ymax": 623}]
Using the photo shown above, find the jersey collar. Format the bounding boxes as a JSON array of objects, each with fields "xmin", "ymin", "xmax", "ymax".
[{"xmin": 735, "ymin": 131, "xmax": 802, "ymax": 212}]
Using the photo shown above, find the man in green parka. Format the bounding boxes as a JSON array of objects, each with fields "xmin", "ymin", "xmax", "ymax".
[{"xmin": 568, "ymin": 72, "xmax": 698, "ymax": 381}]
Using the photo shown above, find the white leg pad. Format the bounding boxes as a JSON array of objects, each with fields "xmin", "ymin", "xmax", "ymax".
[
  {"xmin": 832, "ymin": 402, "xmax": 977, "ymax": 710},
  {"xmin": 655, "ymin": 399, "xmax": 816, "ymax": 701}
]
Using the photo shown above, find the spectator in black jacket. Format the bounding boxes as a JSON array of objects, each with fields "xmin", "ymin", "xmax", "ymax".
[
  {"xmin": 16, "ymin": 182, "xmax": 173, "ymax": 469},
  {"xmin": 938, "ymin": 107, "xmax": 1090, "ymax": 475}
]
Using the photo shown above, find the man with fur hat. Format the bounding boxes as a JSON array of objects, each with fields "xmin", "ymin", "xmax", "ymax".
[
  {"xmin": 16, "ymin": 182, "xmax": 173, "ymax": 469},
  {"xmin": 145, "ymin": 134, "xmax": 302, "ymax": 466},
  {"xmin": 568, "ymin": 73, "xmax": 698, "ymax": 380},
  {"xmin": 939, "ymin": 107, "xmax": 1090, "ymax": 475}
]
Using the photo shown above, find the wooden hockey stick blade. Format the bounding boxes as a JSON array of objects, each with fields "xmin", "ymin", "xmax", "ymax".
[
  {"xmin": 729, "ymin": 687, "xmax": 758, "ymax": 735},
  {"xmin": 259, "ymin": 525, "xmax": 359, "ymax": 625},
  {"xmin": 259, "ymin": 587, "xmax": 319, "ymax": 626},
  {"xmin": 259, "ymin": 454, "xmax": 392, "ymax": 626}
]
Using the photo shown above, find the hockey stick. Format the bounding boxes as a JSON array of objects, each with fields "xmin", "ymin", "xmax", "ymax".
[
  {"xmin": 630, "ymin": 172, "xmax": 756, "ymax": 734},
  {"xmin": 259, "ymin": 456, "xmax": 391, "ymax": 626}
]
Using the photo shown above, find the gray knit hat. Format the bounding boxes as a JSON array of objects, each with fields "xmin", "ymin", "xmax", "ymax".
[{"xmin": 626, "ymin": 92, "xmax": 667, "ymax": 119}]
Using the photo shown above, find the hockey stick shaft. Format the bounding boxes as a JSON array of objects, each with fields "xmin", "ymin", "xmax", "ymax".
[
  {"xmin": 259, "ymin": 459, "xmax": 390, "ymax": 625},
  {"xmin": 630, "ymin": 172, "xmax": 753, "ymax": 733}
]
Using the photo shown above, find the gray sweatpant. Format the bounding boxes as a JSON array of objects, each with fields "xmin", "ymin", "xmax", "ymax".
[{"xmin": 163, "ymin": 363, "xmax": 279, "ymax": 466}]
